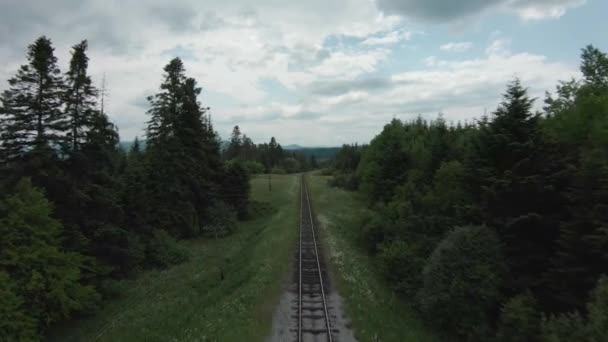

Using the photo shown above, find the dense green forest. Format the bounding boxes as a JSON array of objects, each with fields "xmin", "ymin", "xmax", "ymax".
[
  {"xmin": 222, "ymin": 125, "xmax": 321, "ymax": 174},
  {"xmin": 329, "ymin": 45, "xmax": 608, "ymax": 341},
  {"xmin": 0, "ymin": 36, "xmax": 256, "ymax": 340}
]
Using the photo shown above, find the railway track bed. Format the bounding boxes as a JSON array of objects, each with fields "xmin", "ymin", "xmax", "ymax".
[{"xmin": 267, "ymin": 175, "xmax": 356, "ymax": 342}]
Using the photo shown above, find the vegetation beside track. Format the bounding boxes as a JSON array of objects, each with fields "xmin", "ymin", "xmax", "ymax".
[
  {"xmin": 49, "ymin": 174, "xmax": 299, "ymax": 342},
  {"xmin": 307, "ymin": 174, "xmax": 439, "ymax": 342}
]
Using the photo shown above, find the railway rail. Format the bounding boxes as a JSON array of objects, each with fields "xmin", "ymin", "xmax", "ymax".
[{"xmin": 297, "ymin": 175, "xmax": 334, "ymax": 342}]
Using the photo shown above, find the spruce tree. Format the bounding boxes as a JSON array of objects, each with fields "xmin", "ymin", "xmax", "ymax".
[
  {"xmin": 0, "ymin": 36, "xmax": 66, "ymax": 161},
  {"xmin": 225, "ymin": 125, "xmax": 242, "ymax": 160},
  {"xmin": 64, "ymin": 40, "xmax": 97, "ymax": 152},
  {"xmin": 0, "ymin": 179, "xmax": 98, "ymax": 333},
  {"xmin": 146, "ymin": 58, "xmax": 185, "ymax": 146},
  {"xmin": 478, "ymin": 80, "xmax": 562, "ymax": 298}
]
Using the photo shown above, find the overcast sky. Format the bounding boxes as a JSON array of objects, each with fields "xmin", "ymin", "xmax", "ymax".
[{"xmin": 1, "ymin": 0, "xmax": 606, "ymax": 146}]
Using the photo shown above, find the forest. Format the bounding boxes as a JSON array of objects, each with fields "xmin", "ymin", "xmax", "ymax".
[
  {"xmin": 0, "ymin": 36, "xmax": 307, "ymax": 340},
  {"xmin": 329, "ymin": 45, "xmax": 608, "ymax": 341}
]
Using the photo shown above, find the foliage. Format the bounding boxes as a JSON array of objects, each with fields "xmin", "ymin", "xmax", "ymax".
[
  {"xmin": 0, "ymin": 271, "xmax": 38, "ymax": 341},
  {"xmin": 221, "ymin": 160, "xmax": 251, "ymax": 219},
  {"xmin": 0, "ymin": 37, "xmax": 252, "ymax": 340},
  {"xmin": 340, "ymin": 45, "xmax": 608, "ymax": 341},
  {"xmin": 203, "ymin": 201, "xmax": 238, "ymax": 238},
  {"xmin": 540, "ymin": 312, "xmax": 587, "ymax": 342},
  {"xmin": 0, "ymin": 179, "xmax": 99, "ymax": 335},
  {"xmin": 419, "ymin": 225, "xmax": 504, "ymax": 340},
  {"xmin": 496, "ymin": 293, "xmax": 541, "ymax": 342},
  {"xmin": 145, "ymin": 230, "xmax": 190, "ymax": 268}
]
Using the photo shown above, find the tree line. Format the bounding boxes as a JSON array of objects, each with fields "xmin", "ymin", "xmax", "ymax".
[
  {"xmin": 223, "ymin": 125, "xmax": 319, "ymax": 173},
  {"xmin": 0, "ymin": 36, "xmax": 250, "ymax": 340},
  {"xmin": 329, "ymin": 45, "xmax": 608, "ymax": 341}
]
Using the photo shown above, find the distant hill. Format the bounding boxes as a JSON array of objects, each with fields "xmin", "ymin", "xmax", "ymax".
[
  {"xmin": 119, "ymin": 140, "xmax": 340, "ymax": 161},
  {"xmin": 287, "ymin": 147, "xmax": 340, "ymax": 161},
  {"xmin": 283, "ymin": 144, "xmax": 304, "ymax": 150}
]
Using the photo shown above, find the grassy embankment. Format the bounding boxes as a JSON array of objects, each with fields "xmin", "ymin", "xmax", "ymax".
[
  {"xmin": 307, "ymin": 174, "xmax": 438, "ymax": 342},
  {"xmin": 50, "ymin": 174, "xmax": 299, "ymax": 342}
]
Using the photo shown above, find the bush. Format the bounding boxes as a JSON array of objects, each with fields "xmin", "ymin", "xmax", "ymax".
[
  {"xmin": 496, "ymin": 293, "xmax": 541, "ymax": 342},
  {"xmin": 97, "ymin": 279, "xmax": 128, "ymax": 299},
  {"xmin": 146, "ymin": 230, "xmax": 190, "ymax": 268},
  {"xmin": 282, "ymin": 157, "xmax": 300, "ymax": 173},
  {"xmin": 203, "ymin": 201, "xmax": 238, "ymax": 238},
  {"xmin": 270, "ymin": 167, "xmax": 286, "ymax": 174},
  {"xmin": 587, "ymin": 275, "xmax": 608, "ymax": 341},
  {"xmin": 538, "ymin": 275, "xmax": 608, "ymax": 342},
  {"xmin": 0, "ymin": 272, "xmax": 38, "ymax": 341},
  {"xmin": 221, "ymin": 161, "xmax": 250, "ymax": 219},
  {"xmin": 243, "ymin": 161, "xmax": 265, "ymax": 174},
  {"xmin": 359, "ymin": 210, "xmax": 393, "ymax": 254},
  {"xmin": 377, "ymin": 239, "xmax": 426, "ymax": 297},
  {"xmin": 328, "ymin": 172, "xmax": 359, "ymax": 190},
  {"xmin": 419, "ymin": 225, "xmax": 505, "ymax": 341},
  {"xmin": 541, "ymin": 312, "xmax": 587, "ymax": 342}
]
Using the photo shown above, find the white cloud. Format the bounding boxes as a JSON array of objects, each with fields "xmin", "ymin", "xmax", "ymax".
[
  {"xmin": 0, "ymin": 0, "xmax": 585, "ymax": 145},
  {"xmin": 440, "ymin": 42, "xmax": 473, "ymax": 52},
  {"xmin": 308, "ymin": 49, "xmax": 390, "ymax": 79},
  {"xmin": 361, "ymin": 30, "xmax": 412, "ymax": 45},
  {"xmin": 485, "ymin": 38, "xmax": 512, "ymax": 57}
]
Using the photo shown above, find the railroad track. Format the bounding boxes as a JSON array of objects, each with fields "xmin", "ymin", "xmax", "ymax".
[{"xmin": 297, "ymin": 175, "xmax": 334, "ymax": 342}]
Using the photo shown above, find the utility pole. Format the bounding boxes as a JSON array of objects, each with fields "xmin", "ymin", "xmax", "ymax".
[{"xmin": 268, "ymin": 173, "xmax": 272, "ymax": 192}]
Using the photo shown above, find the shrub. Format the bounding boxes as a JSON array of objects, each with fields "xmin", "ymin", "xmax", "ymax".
[
  {"xmin": 270, "ymin": 167, "xmax": 286, "ymax": 174},
  {"xmin": 377, "ymin": 239, "xmax": 426, "ymax": 297},
  {"xmin": 203, "ymin": 201, "xmax": 238, "ymax": 238},
  {"xmin": 359, "ymin": 210, "xmax": 393, "ymax": 254},
  {"xmin": 541, "ymin": 312, "xmax": 587, "ymax": 342},
  {"xmin": 0, "ymin": 272, "xmax": 37, "ymax": 341},
  {"xmin": 587, "ymin": 275, "xmax": 608, "ymax": 342},
  {"xmin": 243, "ymin": 161, "xmax": 265, "ymax": 174},
  {"xmin": 419, "ymin": 225, "xmax": 505, "ymax": 341},
  {"xmin": 328, "ymin": 172, "xmax": 359, "ymax": 190},
  {"xmin": 221, "ymin": 161, "xmax": 250, "ymax": 219},
  {"xmin": 282, "ymin": 157, "xmax": 300, "ymax": 173},
  {"xmin": 145, "ymin": 230, "xmax": 190, "ymax": 268},
  {"xmin": 97, "ymin": 279, "xmax": 128, "ymax": 299},
  {"xmin": 496, "ymin": 293, "xmax": 541, "ymax": 342}
]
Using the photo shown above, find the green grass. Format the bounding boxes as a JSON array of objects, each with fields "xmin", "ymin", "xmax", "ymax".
[
  {"xmin": 49, "ymin": 174, "xmax": 299, "ymax": 342},
  {"xmin": 307, "ymin": 174, "xmax": 439, "ymax": 342}
]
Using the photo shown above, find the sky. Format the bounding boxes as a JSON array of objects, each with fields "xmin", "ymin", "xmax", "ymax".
[{"xmin": 0, "ymin": 0, "xmax": 606, "ymax": 146}]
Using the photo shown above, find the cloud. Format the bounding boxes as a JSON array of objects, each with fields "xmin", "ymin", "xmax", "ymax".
[
  {"xmin": 374, "ymin": 0, "xmax": 586, "ymax": 21},
  {"xmin": 309, "ymin": 49, "xmax": 390, "ymax": 79},
  {"xmin": 0, "ymin": 0, "xmax": 584, "ymax": 145},
  {"xmin": 309, "ymin": 77, "xmax": 393, "ymax": 96},
  {"xmin": 440, "ymin": 42, "xmax": 473, "ymax": 52},
  {"xmin": 361, "ymin": 30, "xmax": 412, "ymax": 45}
]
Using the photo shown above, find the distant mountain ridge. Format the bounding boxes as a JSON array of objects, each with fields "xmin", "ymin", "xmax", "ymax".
[{"xmin": 119, "ymin": 140, "xmax": 340, "ymax": 161}]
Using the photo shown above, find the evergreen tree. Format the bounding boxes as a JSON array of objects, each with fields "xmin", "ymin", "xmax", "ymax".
[
  {"xmin": 477, "ymin": 80, "xmax": 561, "ymax": 297},
  {"xmin": 0, "ymin": 179, "xmax": 99, "ymax": 333},
  {"xmin": 64, "ymin": 40, "xmax": 97, "ymax": 152},
  {"xmin": 146, "ymin": 58, "xmax": 185, "ymax": 146},
  {"xmin": 225, "ymin": 125, "xmax": 242, "ymax": 160},
  {"xmin": 0, "ymin": 36, "xmax": 66, "ymax": 161}
]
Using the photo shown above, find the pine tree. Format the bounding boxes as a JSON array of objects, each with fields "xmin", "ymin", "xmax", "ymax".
[
  {"xmin": 146, "ymin": 58, "xmax": 186, "ymax": 146},
  {"xmin": 225, "ymin": 125, "xmax": 242, "ymax": 160},
  {"xmin": 0, "ymin": 178, "xmax": 99, "ymax": 333},
  {"xmin": 0, "ymin": 36, "xmax": 66, "ymax": 162},
  {"xmin": 64, "ymin": 40, "xmax": 97, "ymax": 152},
  {"xmin": 478, "ymin": 79, "xmax": 562, "ymax": 298}
]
